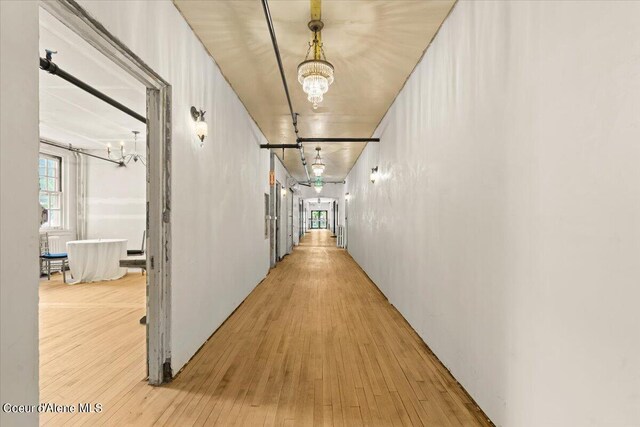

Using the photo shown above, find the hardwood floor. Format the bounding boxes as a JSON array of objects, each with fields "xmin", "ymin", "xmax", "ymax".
[
  {"xmin": 39, "ymin": 272, "xmax": 146, "ymax": 426},
  {"xmin": 39, "ymin": 230, "xmax": 491, "ymax": 426}
]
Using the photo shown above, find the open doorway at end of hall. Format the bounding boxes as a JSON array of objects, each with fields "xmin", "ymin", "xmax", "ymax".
[{"xmin": 310, "ymin": 210, "xmax": 328, "ymax": 229}]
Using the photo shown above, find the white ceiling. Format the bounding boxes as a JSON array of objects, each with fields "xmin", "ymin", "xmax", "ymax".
[
  {"xmin": 39, "ymin": 8, "xmax": 146, "ymax": 151},
  {"xmin": 174, "ymin": 0, "xmax": 455, "ymax": 182}
]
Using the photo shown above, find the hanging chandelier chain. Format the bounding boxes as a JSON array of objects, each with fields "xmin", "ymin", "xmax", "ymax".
[
  {"xmin": 298, "ymin": 14, "xmax": 334, "ymax": 109},
  {"xmin": 304, "ymin": 32, "xmax": 327, "ymax": 62},
  {"xmin": 319, "ymin": 43, "xmax": 327, "ymax": 61},
  {"xmin": 304, "ymin": 41, "xmax": 313, "ymax": 61}
]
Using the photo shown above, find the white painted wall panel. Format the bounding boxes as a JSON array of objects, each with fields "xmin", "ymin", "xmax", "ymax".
[
  {"xmin": 0, "ymin": 1, "xmax": 39, "ymax": 426},
  {"xmin": 76, "ymin": 0, "xmax": 272, "ymax": 372},
  {"xmin": 346, "ymin": 1, "xmax": 640, "ymax": 425},
  {"xmin": 85, "ymin": 153, "xmax": 146, "ymax": 250}
]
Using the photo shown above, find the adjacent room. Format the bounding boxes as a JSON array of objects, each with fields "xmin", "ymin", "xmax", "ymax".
[{"xmin": 37, "ymin": 7, "xmax": 148, "ymax": 420}]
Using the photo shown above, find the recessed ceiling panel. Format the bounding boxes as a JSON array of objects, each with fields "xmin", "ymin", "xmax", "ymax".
[{"xmin": 174, "ymin": 0, "xmax": 455, "ymax": 181}]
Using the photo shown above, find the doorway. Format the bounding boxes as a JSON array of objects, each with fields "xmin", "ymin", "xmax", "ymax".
[
  {"xmin": 38, "ymin": 0, "xmax": 171, "ymax": 386},
  {"xmin": 311, "ymin": 210, "xmax": 328, "ymax": 229},
  {"xmin": 275, "ymin": 181, "xmax": 281, "ymax": 261},
  {"xmin": 288, "ymin": 188, "xmax": 294, "ymax": 252}
]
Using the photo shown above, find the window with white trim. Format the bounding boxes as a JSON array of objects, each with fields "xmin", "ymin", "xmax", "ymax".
[{"xmin": 39, "ymin": 154, "xmax": 63, "ymax": 229}]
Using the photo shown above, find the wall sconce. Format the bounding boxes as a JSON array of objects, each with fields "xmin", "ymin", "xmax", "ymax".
[
  {"xmin": 370, "ymin": 166, "xmax": 379, "ymax": 183},
  {"xmin": 281, "ymin": 187, "xmax": 287, "ymax": 197},
  {"xmin": 191, "ymin": 106, "xmax": 208, "ymax": 145},
  {"xmin": 345, "ymin": 193, "xmax": 351, "ymax": 201}
]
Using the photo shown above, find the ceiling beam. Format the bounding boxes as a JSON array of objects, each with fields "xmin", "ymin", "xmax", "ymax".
[
  {"xmin": 297, "ymin": 137, "xmax": 380, "ymax": 143},
  {"xmin": 260, "ymin": 144, "xmax": 301, "ymax": 149},
  {"xmin": 39, "ymin": 57, "xmax": 146, "ymax": 124}
]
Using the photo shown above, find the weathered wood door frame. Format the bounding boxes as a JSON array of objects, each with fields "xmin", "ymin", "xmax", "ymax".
[{"xmin": 40, "ymin": 0, "xmax": 172, "ymax": 385}]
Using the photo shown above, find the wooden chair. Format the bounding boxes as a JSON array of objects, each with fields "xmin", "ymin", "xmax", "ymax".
[{"xmin": 40, "ymin": 233, "xmax": 68, "ymax": 283}]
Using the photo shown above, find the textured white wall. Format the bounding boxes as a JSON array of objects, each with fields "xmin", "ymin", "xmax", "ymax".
[
  {"xmin": 346, "ymin": 1, "xmax": 640, "ymax": 425},
  {"xmin": 85, "ymin": 153, "xmax": 146, "ymax": 250},
  {"xmin": 75, "ymin": 0, "xmax": 272, "ymax": 372},
  {"xmin": 0, "ymin": 1, "xmax": 39, "ymax": 426},
  {"xmin": 292, "ymin": 192, "xmax": 300, "ymax": 246}
]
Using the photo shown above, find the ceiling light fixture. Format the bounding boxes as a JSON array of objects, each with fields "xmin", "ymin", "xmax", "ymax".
[
  {"xmin": 311, "ymin": 147, "xmax": 325, "ymax": 177},
  {"xmin": 107, "ymin": 130, "xmax": 146, "ymax": 166},
  {"xmin": 191, "ymin": 106, "xmax": 208, "ymax": 145},
  {"xmin": 297, "ymin": 3, "xmax": 334, "ymax": 110}
]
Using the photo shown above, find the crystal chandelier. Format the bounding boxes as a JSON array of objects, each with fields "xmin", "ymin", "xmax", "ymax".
[
  {"xmin": 298, "ymin": 19, "xmax": 334, "ymax": 110},
  {"xmin": 107, "ymin": 130, "xmax": 146, "ymax": 166},
  {"xmin": 314, "ymin": 177, "xmax": 323, "ymax": 194},
  {"xmin": 311, "ymin": 147, "xmax": 325, "ymax": 177}
]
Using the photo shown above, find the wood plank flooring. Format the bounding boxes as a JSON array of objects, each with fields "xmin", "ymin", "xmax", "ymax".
[
  {"xmin": 39, "ymin": 230, "xmax": 491, "ymax": 426},
  {"xmin": 39, "ymin": 271, "xmax": 147, "ymax": 426}
]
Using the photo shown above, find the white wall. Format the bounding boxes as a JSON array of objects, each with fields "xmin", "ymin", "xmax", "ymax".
[
  {"xmin": 3, "ymin": 0, "xmax": 276, "ymax": 400},
  {"xmin": 73, "ymin": 0, "xmax": 275, "ymax": 372},
  {"xmin": 1, "ymin": 0, "xmax": 276, "ymax": 415},
  {"xmin": 85, "ymin": 151, "xmax": 146, "ymax": 250},
  {"xmin": 345, "ymin": 1, "xmax": 640, "ymax": 425},
  {"xmin": 0, "ymin": 1, "xmax": 39, "ymax": 426}
]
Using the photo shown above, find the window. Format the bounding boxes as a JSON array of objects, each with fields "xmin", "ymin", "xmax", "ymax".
[{"xmin": 39, "ymin": 154, "xmax": 63, "ymax": 229}]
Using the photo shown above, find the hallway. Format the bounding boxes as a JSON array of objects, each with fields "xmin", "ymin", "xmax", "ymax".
[{"xmin": 43, "ymin": 230, "xmax": 488, "ymax": 426}]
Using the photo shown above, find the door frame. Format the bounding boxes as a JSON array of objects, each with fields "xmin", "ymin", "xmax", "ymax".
[
  {"xmin": 41, "ymin": 0, "xmax": 172, "ymax": 385},
  {"xmin": 288, "ymin": 188, "xmax": 294, "ymax": 251},
  {"xmin": 275, "ymin": 181, "xmax": 281, "ymax": 261}
]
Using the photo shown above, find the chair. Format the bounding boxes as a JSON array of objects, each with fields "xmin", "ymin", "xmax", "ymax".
[
  {"xmin": 127, "ymin": 230, "xmax": 146, "ymax": 256},
  {"xmin": 40, "ymin": 233, "xmax": 68, "ymax": 283}
]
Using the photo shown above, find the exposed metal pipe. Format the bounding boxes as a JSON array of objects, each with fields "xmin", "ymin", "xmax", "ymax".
[
  {"xmin": 40, "ymin": 138, "xmax": 124, "ymax": 166},
  {"xmin": 261, "ymin": 0, "xmax": 311, "ymax": 183},
  {"xmin": 260, "ymin": 1, "xmax": 297, "ymax": 134},
  {"xmin": 298, "ymin": 137, "xmax": 381, "ymax": 143},
  {"xmin": 260, "ymin": 144, "xmax": 301, "ymax": 149},
  {"xmin": 39, "ymin": 57, "xmax": 147, "ymax": 124}
]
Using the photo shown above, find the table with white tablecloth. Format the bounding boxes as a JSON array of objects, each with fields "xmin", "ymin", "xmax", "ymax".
[{"xmin": 66, "ymin": 239, "xmax": 127, "ymax": 284}]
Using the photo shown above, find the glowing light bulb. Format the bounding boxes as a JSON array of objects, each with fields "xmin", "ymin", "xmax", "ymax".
[{"xmin": 196, "ymin": 120, "xmax": 208, "ymax": 143}]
